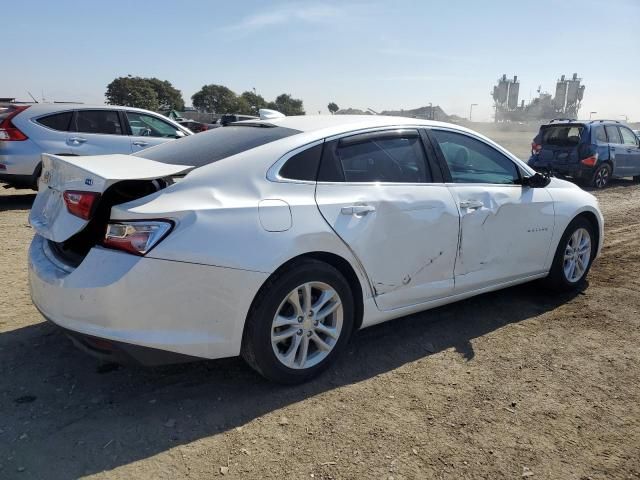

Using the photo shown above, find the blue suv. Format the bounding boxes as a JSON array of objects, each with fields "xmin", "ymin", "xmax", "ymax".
[{"xmin": 528, "ymin": 119, "xmax": 640, "ymax": 188}]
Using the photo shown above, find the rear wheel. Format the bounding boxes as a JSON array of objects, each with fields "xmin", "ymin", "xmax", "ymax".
[
  {"xmin": 544, "ymin": 217, "xmax": 595, "ymax": 291},
  {"xmin": 633, "ymin": 175, "xmax": 640, "ymax": 183},
  {"xmin": 241, "ymin": 259, "xmax": 354, "ymax": 384},
  {"xmin": 591, "ymin": 163, "xmax": 611, "ymax": 189}
]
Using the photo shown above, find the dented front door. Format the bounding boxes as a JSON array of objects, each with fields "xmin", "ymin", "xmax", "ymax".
[
  {"xmin": 316, "ymin": 183, "xmax": 460, "ymax": 311},
  {"xmin": 447, "ymin": 184, "xmax": 555, "ymax": 293}
]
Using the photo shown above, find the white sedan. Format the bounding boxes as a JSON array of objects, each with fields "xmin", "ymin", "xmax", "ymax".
[{"xmin": 28, "ymin": 115, "xmax": 604, "ymax": 383}]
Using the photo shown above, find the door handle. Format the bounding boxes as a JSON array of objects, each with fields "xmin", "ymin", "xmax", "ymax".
[
  {"xmin": 341, "ymin": 205, "xmax": 376, "ymax": 216},
  {"xmin": 459, "ymin": 200, "xmax": 484, "ymax": 210},
  {"xmin": 132, "ymin": 141, "xmax": 149, "ymax": 147},
  {"xmin": 68, "ymin": 136, "xmax": 87, "ymax": 144}
]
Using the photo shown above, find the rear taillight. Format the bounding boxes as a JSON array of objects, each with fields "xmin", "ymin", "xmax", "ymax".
[
  {"xmin": 531, "ymin": 142, "xmax": 542, "ymax": 155},
  {"xmin": 0, "ymin": 105, "xmax": 30, "ymax": 141},
  {"xmin": 580, "ymin": 154, "xmax": 598, "ymax": 167},
  {"xmin": 103, "ymin": 221, "xmax": 173, "ymax": 256},
  {"xmin": 63, "ymin": 190, "xmax": 101, "ymax": 220}
]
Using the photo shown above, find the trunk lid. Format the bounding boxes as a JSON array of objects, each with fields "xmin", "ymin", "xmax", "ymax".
[
  {"xmin": 537, "ymin": 123, "xmax": 585, "ymax": 164},
  {"xmin": 30, "ymin": 153, "xmax": 192, "ymax": 242}
]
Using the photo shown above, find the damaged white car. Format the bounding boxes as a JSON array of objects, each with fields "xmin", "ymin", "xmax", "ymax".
[{"xmin": 28, "ymin": 115, "xmax": 604, "ymax": 383}]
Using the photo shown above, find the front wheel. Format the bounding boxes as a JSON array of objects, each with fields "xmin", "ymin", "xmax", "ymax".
[
  {"xmin": 544, "ymin": 217, "xmax": 596, "ymax": 291},
  {"xmin": 591, "ymin": 163, "xmax": 611, "ymax": 189},
  {"xmin": 241, "ymin": 259, "xmax": 354, "ymax": 384}
]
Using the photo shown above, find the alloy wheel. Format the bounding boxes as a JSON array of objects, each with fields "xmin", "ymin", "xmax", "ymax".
[
  {"xmin": 271, "ymin": 282, "xmax": 343, "ymax": 369},
  {"xmin": 594, "ymin": 167, "xmax": 609, "ymax": 188},
  {"xmin": 563, "ymin": 227, "xmax": 592, "ymax": 283}
]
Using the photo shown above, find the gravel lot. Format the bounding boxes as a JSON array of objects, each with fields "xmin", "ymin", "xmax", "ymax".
[{"xmin": 1, "ymin": 126, "xmax": 639, "ymax": 479}]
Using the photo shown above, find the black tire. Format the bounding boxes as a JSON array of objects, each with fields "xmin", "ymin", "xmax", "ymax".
[
  {"xmin": 591, "ymin": 163, "xmax": 611, "ymax": 189},
  {"xmin": 633, "ymin": 175, "xmax": 640, "ymax": 183},
  {"xmin": 544, "ymin": 216, "xmax": 596, "ymax": 292},
  {"xmin": 241, "ymin": 259, "xmax": 354, "ymax": 384},
  {"xmin": 30, "ymin": 163, "xmax": 42, "ymax": 190}
]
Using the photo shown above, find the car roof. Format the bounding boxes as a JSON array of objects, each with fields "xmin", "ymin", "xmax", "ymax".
[
  {"xmin": 9, "ymin": 103, "xmax": 171, "ymax": 116},
  {"xmin": 238, "ymin": 114, "xmax": 465, "ymax": 138}
]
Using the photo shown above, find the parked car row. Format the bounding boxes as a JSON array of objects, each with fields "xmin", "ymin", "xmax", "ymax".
[
  {"xmin": 0, "ymin": 104, "xmax": 192, "ymax": 188},
  {"xmin": 528, "ymin": 119, "xmax": 640, "ymax": 188}
]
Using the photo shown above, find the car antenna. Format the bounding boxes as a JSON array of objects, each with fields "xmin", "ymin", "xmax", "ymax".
[{"xmin": 27, "ymin": 91, "xmax": 39, "ymax": 103}]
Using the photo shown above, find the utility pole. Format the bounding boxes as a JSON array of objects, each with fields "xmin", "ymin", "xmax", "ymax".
[{"xmin": 469, "ymin": 103, "xmax": 478, "ymax": 122}]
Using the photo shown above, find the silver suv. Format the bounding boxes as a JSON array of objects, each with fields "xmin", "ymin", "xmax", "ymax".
[{"xmin": 0, "ymin": 103, "xmax": 192, "ymax": 188}]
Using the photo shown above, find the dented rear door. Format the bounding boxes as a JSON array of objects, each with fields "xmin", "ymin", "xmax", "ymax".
[{"xmin": 315, "ymin": 129, "xmax": 459, "ymax": 311}]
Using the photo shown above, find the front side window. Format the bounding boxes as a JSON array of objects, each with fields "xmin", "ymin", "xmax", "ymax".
[
  {"xmin": 37, "ymin": 112, "xmax": 72, "ymax": 131},
  {"xmin": 430, "ymin": 129, "xmax": 519, "ymax": 184},
  {"xmin": 127, "ymin": 112, "xmax": 179, "ymax": 138},
  {"xmin": 620, "ymin": 127, "xmax": 638, "ymax": 146},
  {"xmin": 74, "ymin": 110, "xmax": 123, "ymax": 135},
  {"xmin": 605, "ymin": 125, "xmax": 622, "ymax": 144},
  {"xmin": 334, "ymin": 131, "xmax": 429, "ymax": 183}
]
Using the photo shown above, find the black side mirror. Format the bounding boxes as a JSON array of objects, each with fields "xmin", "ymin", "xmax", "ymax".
[{"xmin": 521, "ymin": 172, "xmax": 551, "ymax": 188}]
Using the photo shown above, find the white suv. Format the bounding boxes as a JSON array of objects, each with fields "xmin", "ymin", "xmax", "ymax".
[{"xmin": 0, "ymin": 103, "xmax": 192, "ymax": 188}]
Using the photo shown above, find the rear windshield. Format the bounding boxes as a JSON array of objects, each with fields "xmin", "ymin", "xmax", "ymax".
[
  {"xmin": 133, "ymin": 124, "xmax": 301, "ymax": 167},
  {"xmin": 540, "ymin": 124, "xmax": 584, "ymax": 147}
]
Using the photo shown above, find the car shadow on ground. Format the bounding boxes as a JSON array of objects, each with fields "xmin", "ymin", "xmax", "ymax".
[
  {"xmin": 0, "ymin": 282, "xmax": 583, "ymax": 477},
  {"xmin": 0, "ymin": 192, "xmax": 36, "ymax": 212}
]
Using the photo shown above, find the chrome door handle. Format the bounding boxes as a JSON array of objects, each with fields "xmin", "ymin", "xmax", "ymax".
[
  {"xmin": 459, "ymin": 200, "xmax": 484, "ymax": 210},
  {"xmin": 132, "ymin": 141, "xmax": 149, "ymax": 147},
  {"xmin": 68, "ymin": 137, "xmax": 87, "ymax": 144},
  {"xmin": 341, "ymin": 205, "xmax": 376, "ymax": 216}
]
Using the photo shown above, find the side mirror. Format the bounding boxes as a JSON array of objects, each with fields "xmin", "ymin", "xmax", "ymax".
[
  {"xmin": 175, "ymin": 130, "xmax": 186, "ymax": 138},
  {"xmin": 521, "ymin": 172, "xmax": 551, "ymax": 188}
]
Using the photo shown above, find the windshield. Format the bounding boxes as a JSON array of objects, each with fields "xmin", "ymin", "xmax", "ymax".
[{"xmin": 133, "ymin": 125, "xmax": 301, "ymax": 167}]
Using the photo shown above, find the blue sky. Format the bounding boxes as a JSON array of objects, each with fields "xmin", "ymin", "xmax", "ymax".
[{"xmin": 4, "ymin": 0, "xmax": 639, "ymax": 121}]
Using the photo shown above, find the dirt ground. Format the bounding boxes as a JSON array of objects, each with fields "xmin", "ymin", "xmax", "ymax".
[{"xmin": 1, "ymin": 127, "xmax": 639, "ymax": 479}]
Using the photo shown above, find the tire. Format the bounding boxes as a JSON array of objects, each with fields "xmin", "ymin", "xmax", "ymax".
[
  {"xmin": 591, "ymin": 163, "xmax": 611, "ymax": 189},
  {"xmin": 241, "ymin": 259, "xmax": 354, "ymax": 384},
  {"xmin": 30, "ymin": 163, "xmax": 42, "ymax": 191},
  {"xmin": 544, "ymin": 217, "xmax": 596, "ymax": 292},
  {"xmin": 633, "ymin": 175, "xmax": 640, "ymax": 183}
]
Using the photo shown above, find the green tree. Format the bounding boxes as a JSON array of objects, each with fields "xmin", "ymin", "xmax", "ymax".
[
  {"xmin": 327, "ymin": 102, "xmax": 339, "ymax": 114},
  {"xmin": 269, "ymin": 93, "xmax": 305, "ymax": 115},
  {"xmin": 239, "ymin": 91, "xmax": 267, "ymax": 114},
  {"xmin": 191, "ymin": 84, "xmax": 238, "ymax": 113},
  {"xmin": 105, "ymin": 76, "xmax": 159, "ymax": 111},
  {"xmin": 146, "ymin": 78, "xmax": 185, "ymax": 110}
]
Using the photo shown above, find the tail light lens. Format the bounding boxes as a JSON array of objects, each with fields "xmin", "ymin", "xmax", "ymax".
[
  {"xmin": 63, "ymin": 190, "xmax": 101, "ymax": 219},
  {"xmin": 531, "ymin": 142, "xmax": 542, "ymax": 155},
  {"xmin": 580, "ymin": 154, "xmax": 598, "ymax": 167},
  {"xmin": 103, "ymin": 221, "xmax": 173, "ymax": 256},
  {"xmin": 0, "ymin": 105, "xmax": 30, "ymax": 141}
]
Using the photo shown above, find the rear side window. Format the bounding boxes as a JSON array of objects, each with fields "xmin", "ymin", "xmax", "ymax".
[
  {"xmin": 620, "ymin": 127, "xmax": 638, "ymax": 146},
  {"xmin": 593, "ymin": 126, "xmax": 607, "ymax": 143},
  {"xmin": 74, "ymin": 110, "xmax": 123, "ymax": 135},
  {"xmin": 605, "ymin": 125, "xmax": 622, "ymax": 144},
  {"xmin": 541, "ymin": 125, "xmax": 584, "ymax": 146},
  {"xmin": 36, "ymin": 112, "xmax": 72, "ymax": 131},
  {"xmin": 279, "ymin": 143, "xmax": 323, "ymax": 181},
  {"xmin": 431, "ymin": 129, "xmax": 519, "ymax": 185},
  {"xmin": 134, "ymin": 125, "xmax": 301, "ymax": 167},
  {"xmin": 331, "ymin": 131, "xmax": 430, "ymax": 183}
]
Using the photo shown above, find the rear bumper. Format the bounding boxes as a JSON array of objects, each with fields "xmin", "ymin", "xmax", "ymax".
[
  {"xmin": 528, "ymin": 160, "xmax": 593, "ymax": 180},
  {"xmin": 0, "ymin": 141, "xmax": 42, "ymax": 178},
  {"xmin": 28, "ymin": 235, "xmax": 269, "ymax": 362}
]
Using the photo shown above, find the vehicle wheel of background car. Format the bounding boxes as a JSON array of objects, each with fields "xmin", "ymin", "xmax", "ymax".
[
  {"xmin": 633, "ymin": 175, "xmax": 640, "ymax": 183},
  {"xmin": 241, "ymin": 259, "xmax": 354, "ymax": 384},
  {"xmin": 544, "ymin": 216, "xmax": 595, "ymax": 291},
  {"xmin": 591, "ymin": 163, "xmax": 611, "ymax": 189},
  {"xmin": 29, "ymin": 162, "xmax": 42, "ymax": 190}
]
